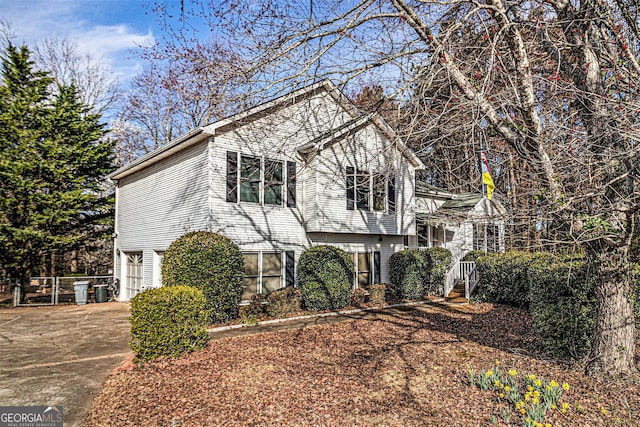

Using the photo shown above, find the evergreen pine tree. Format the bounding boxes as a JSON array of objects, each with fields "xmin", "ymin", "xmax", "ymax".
[{"xmin": 0, "ymin": 43, "xmax": 114, "ymax": 285}]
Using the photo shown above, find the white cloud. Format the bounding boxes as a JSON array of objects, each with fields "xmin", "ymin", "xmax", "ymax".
[{"xmin": 2, "ymin": 0, "xmax": 155, "ymax": 79}]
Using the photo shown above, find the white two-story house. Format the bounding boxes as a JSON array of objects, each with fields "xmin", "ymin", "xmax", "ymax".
[{"xmin": 109, "ymin": 80, "xmax": 425, "ymax": 301}]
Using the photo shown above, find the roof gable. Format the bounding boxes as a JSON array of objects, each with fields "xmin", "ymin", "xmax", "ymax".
[{"xmin": 110, "ymin": 80, "xmax": 423, "ymax": 180}]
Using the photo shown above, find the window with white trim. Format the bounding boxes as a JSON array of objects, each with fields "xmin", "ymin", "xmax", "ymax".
[
  {"xmin": 346, "ymin": 167, "xmax": 395, "ymax": 213},
  {"xmin": 351, "ymin": 251, "xmax": 381, "ymax": 288},
  {"xmin": 227, "ymin": 151, "xmax": 296, "ymax": 207},
  {"xmin": 241, "ymin": 252, "xmax": 283, "ymax": 300}
]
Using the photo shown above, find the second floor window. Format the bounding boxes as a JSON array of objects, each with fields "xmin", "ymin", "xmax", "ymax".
[
  {"xmin": 240, "ymin": 156, "xmax": 261, "ymax": 203},
  {"xmin": 347, "ymin": 166, "xmax": 396, "ymax": 213},
  {"xmin": 227, "ymin": 151, "xmax": 296, "ymax": 207}
]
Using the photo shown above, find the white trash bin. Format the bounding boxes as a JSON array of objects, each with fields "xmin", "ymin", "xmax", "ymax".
[{"xmin": 73, "ymin": 281, "xmax": 89, "ymax": 305}]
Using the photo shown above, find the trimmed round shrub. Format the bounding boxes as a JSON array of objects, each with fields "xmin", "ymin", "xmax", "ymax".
[
  {"xmin": 389, "ymin": 249, "xmax": 432, "ymax": 300},
  {"xmin": 528, "ymin": 260, "xmax": 596, "ymax": 360},
  {"xmin": 298, "ymin": 245, "xmax": 354, "ymax": 311},
  {"xmin": 425, "ymin": 247, "xmax": 452, "ymax": 295},
  {"xmin": 475, "ymin": 250, "xmax": 552, "ymax": 308},
  {"xmin": 267, "ymin": 287, "xmax": 302, "ymax": 317},
  {"xmin": 162, "ymin": 231, "xmax": 244, "ymax": 323},
  {"xmin": 130, "ymin": 285, "xmax": 209, "ymax": 362}
]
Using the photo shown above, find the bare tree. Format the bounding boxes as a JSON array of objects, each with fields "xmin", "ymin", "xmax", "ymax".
[
  {"xmin": 113, "ymin": 36, "xmax": 247, "ymax": 160},
  {"xmin": 33, "ymin": 36, "xmax": 120, "ymax": 117},
  {"xmin": 150, "ymin": 0, "xmax": 639, "ymax": 376}
]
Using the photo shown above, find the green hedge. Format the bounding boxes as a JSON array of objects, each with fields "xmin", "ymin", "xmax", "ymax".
[
  {"xmin": 162, "ymin": 231, "xmax": 244, "ymax": 323},
  {"xmin": 389, "ymin": 249, "xmax": 432, "ymax": 300},
  {"xmin": 130, "ymin": 286, "xmax": 209, "ymax": 362},
  {"xmin": 425, "ymin": 247, "xmax": 452, "ymax": 295},
  {"xmin": 298, "ymin": 245, "xmax": 354, "ymax": 311},
  {"xmin": 528, "ymin": 260, "xmax": 596, "ymax": 360},
  {"xmin": 475, "ymin": 251, "xmax": 553, "ymax": 309}
]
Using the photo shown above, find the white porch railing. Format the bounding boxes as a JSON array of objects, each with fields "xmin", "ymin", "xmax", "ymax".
[
  {"xmin": 444, "ymin": 260, "xmax": 459, "ymax": 297},
  {"xmin": 444, "ymin": 261, "xmax": 479, "ymax": 299},
  {"xmin": 462, "ymin": 262, "xmax": 479, "ymax": 299}
]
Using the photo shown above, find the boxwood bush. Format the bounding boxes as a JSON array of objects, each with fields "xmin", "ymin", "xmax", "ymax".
[
  {"xmin": 162, "ymin": 231, "xmax": 244, "ymax": 323},
  {"xmin": 389, "ymin": 249, "xmax": 432, "ymax": 300},
  {"xmin": 475, "ymin": 250, "xmax": 552, "ymax": 309},
  {"xmin": 528, "ymin": 260, "xmax": 596, "ymax": 360},
  {"xmin": 298, "ymin": 245, "xmax": 354, "ymax": 311},
  {"xmin": 130, "ymin": 285, "xmax": 209, "ymax": 362},
  {"xmin": 425, "ymin": 247, "xmax": 452, "ymax": 295}
]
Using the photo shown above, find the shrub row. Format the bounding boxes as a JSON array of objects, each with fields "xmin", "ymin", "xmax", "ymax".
[
  {"xmin": 475, "ymin": 251, "xmax": 553, "ymax": 309},
  {"xmin": 475, "ymin": 250, "xmax": 604, "ymax": 360},
  {"xmin": 528, "ymin": 260, "xmax": 596, "ymax": 360}
]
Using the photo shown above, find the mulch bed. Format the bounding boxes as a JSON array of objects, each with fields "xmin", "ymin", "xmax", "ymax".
[{"xmin": 84, "ymin": 303, "xmax": 640, "ymax": 426}]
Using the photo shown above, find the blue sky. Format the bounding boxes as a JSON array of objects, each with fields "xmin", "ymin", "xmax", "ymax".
[{"xmin": 1, "ymin": 0, "xmax": 166, "ymax": 78}]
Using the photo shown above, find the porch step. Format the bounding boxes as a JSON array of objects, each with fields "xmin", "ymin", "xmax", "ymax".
[{"xmin": 445, "ymin": 281, "xmax": 468, "ymax": 303}]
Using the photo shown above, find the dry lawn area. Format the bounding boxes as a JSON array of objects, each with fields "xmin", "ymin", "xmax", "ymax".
[{"xmin": 85, "ymin": 303, "xmax": 640, "ymax": 426}]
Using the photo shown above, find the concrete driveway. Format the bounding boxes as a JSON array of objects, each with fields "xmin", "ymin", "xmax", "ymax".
[{"xmin": 0, "ymin": 302, "xmax": 131, "ymax": 427}]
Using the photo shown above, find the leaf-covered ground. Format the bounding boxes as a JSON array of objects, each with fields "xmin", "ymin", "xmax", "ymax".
[{"xmin": 84, "ymin": 303, "xmax": 640, "ymax": 426}]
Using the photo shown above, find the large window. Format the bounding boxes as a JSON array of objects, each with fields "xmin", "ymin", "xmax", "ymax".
[
  {"xmin": 242, "ymin": 252, "xmax": 284, "ymax": 300},
  {"xmin": 227, "ymin": 151, "xmax": 296, "ymax": 207},
  {"xmin": 346, "ymin": 167, "xmax": 395, "ymax": 213}
]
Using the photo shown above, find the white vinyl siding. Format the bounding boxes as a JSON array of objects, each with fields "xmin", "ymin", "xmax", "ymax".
[
  {"xmin": 304, "ymin": 124, "xmax": 416, "ymax": 236},
  {"xmin": 115, "ymin": 139, "xmax": 209, "ymax": 293}
]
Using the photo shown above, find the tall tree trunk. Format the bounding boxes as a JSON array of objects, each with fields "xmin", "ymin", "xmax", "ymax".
[{"xmin": 586, "ymin": 246, "xmax": 638, "ymax": 376}]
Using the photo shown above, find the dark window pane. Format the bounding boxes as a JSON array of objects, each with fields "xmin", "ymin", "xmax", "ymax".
[
  {"xmin": 285, "ymin": 251, "xmax": 295, "ymax": 286},
  {"xmin": 356, "ymin": 170, "xmax": 369, "ymax": 210},
  {"xmin": 240, "ymin": 156, "xmax": 261, "ymax": 203},
  {"xmin": 373, "ymin": 174, "xmax": 385, "ymax": 211},
  {"xmin": 287, "ymin": 161, "xmax": 297, "ymax": 208},
  {"xmin": 264, "ymin": 160, "xmax": 283, "ymax": 205},
  {"xmin": 388, "ymin": 175, "xmax": 396, "ymax": 213},
  {"xmin": 346, "ymin": 166, "xmax": 355, "ymax": 210},
  {"xmin": 373, "ymin": 251, "xmax": 381, "ymax": 283},
  {"xmin": 226, "ymin": 151, "xmax": 238, "ymax": 203}
]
